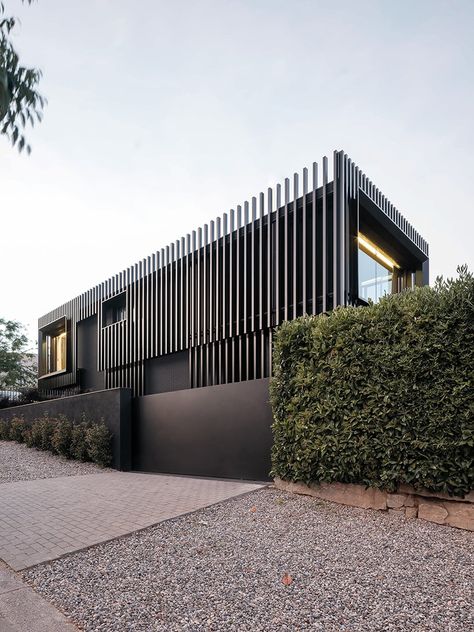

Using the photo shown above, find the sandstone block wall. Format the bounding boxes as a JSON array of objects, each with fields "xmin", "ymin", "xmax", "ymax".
[{"xmin": 274, "ymin": 479, "xmax": 474, "ymax": 531}]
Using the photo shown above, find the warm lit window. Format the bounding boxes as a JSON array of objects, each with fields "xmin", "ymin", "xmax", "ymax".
[
  {"xmin": 39, "ymin": 317, "xmax": 67, "ymax": 376},
  {"xmin": 358, "ymin": 234, "xmax": 399, "ymax": 303}
]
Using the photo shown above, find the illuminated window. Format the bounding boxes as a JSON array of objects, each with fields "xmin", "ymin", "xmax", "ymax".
[
  {"xmin": 358, "ymin": 234, "xmax": 399, "ymax": 303},
  {"xmin": 39, "ymin": 318, "xmax": 67, "ymax": 376}
]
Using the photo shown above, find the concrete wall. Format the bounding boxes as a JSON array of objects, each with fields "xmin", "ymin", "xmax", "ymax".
[
  {"xmin": 0, "ymin": 388, "xmax": 131, "ymax": 470},
  {"xmin": 133, "ymin": 378, "xmax": 273, "ymax": 481}
]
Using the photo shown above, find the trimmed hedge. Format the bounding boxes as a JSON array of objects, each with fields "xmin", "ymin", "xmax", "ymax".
[
  {"xmin": 270, "ymin": 266, "xmax": 474, "ymax": 497},
  {"xmin": 0, "ymin": 413, "xmax": 112, "ymax": 467}
]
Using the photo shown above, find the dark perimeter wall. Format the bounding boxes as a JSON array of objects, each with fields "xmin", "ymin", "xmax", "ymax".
[
  {"xmin": 0, "ymin": 388, "xmax": 131, "ymax": 470},
  {"xmin": 133, "ymin": 378, "xmax": 273, "ymax": 481}
]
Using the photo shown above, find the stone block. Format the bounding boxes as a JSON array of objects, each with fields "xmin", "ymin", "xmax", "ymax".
[
  {"xmin": 273, "ymin": 479, "xmax": 387, "ymax": 510},
  {"xmin": 388, "ymin": 508, "xmax": 403, "ymax": 515},
  {"xmin": 418, "ymin": 501, "xmax": 448, "ymax": 525},
  {"xmin": 444, "ymin": 501, "xmax": 474, "ymax": 532},
  {"xmin": 405, "ymin": 506, "xmax": 418, "ymax": 519},
  {"xmin": 387, "ymin": 493, "xmax": 407, "ymax": 509}
]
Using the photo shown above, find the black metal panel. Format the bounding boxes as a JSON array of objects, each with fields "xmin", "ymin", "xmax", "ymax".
[
  {"xmin": 144, "ymin": 350, "xmax": 189, "ymax": 395},
  {"xmin": 133, "ymin": 378, "xmax": 273, "ymax": 480}
]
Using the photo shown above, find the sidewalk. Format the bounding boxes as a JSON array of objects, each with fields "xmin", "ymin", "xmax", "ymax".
[{"xmin": 0, "ymin": 561, "xmax": 77, "ymax": 631}]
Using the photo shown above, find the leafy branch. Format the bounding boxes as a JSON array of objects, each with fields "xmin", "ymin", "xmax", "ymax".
[{"xmin": 0, "ymin": 0, "xmax": 45, "ymax": 153}]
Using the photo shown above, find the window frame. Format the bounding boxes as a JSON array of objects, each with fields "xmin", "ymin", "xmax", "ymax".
[{"xmin": 38, "ymin": 315, "xmax": 68, "ymax": 379}]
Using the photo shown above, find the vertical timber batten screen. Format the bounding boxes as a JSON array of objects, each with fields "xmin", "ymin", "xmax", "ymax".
[{"xmin": 38, "ymin": 151, "xmax": 429, "ymax": 397}]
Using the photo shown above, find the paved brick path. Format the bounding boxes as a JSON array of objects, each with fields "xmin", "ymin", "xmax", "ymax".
[{"xmin": 0, "ymin": 472, "xmax": 263, "ymax": 571}]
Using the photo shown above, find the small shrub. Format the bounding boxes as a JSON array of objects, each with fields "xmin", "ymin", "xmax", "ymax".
[
  {"xmin": 9, "ymin": 416, "xmax": 27, "ymax": 443},
  {"xmin": 33, "ymin": 415, "xmax": 56, "ymax": 451},
  {"xmin": 27, "ymin": 419, "xmax": 43, "ymax": 449},
  {"xmin": 51, "ymin": 417, "xmax": 73, "ymax": 458},
  {"xmin": 23, "ymin": 427, "xmax": 33, "ymax": 447},
  {"xmin": 71, "ymin": 422, "xmax": 90, "ymax": 461},
  {"xmin": 0, "ymin": 419, "xmax": 11, "ymax": 440},
  {"xmin": 86, "ymin": 421, "xmax": 112, "ymax": 467}
]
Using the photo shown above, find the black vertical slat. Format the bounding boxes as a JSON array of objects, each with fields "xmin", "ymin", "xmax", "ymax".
[
  {"xmin": 332, "ymin": 150, "xmax": 339, "ymax": 309},
  {"xmin": 159, "ymin": 249, "xmax": 164, "ymax": 356},
  {"xmin": 283, "ymin": 177, "xmax": 289, "ymax": 321},
  {"xmin": 267, "ymin": 187, "xmax": 272, "ymax": 329},
  {"xmin": 169, "ymin": 244, "xmax": 174, "ymax": 353},
  {"xmin": 154, "ymin": 251, "xmax": 159, "ymax": 357},
  {"xmin": 275, "ymin": 183, "xmax": 281, "ymax": 326},
  {"xmin": 185, "ymin": 234, "xmax": 190, "ymax": 350},
  {"xmin": 293, "ymin": 172, "xmax": 298, "ymax": 319},
  {"xmin": 258, "ymin": 192, "xmax": 264, "ymax": 330},
  {"xmin": 302, "ymin": 167, "xmax": 308, "ymax": 314},
  {"xmin": 180, "ymin": 237, "xmax": 185, "ymax": 350},
  {"xmin": 343, "ymin": 154, "xmax": 349, "ymax": 306},
  {"xmin": 209, "ymin": 221, "xmax": 215, "ymax": 343},
  {"xmin": 216, "ymin": 217, "xmax": 221, "ymax": 341},
  {"xmin": 322, "ymin": 156, "xmax": 328, "ymax": 313},
  {"xmin": 198, "ymin": 227, "xmax": 203, "ymax": 380},
  {"xmin": 311, "ymin": 162, "xmax": 317, "ymax": 314},
  {"xmin": 222, "ymin": 212, "xmax": 228, "ymax": 341},
  {"xmin": 191, "ymin": 231, "xmax": 196, "ymax": 348},
  {"xmin": 203, "ymin": 225, "xmax": 208, "ymax": 346},
  {"xmin": 175, "ymin": 241, "xmax": 179, "ymax": 352},
  {"xmin": 236, "ymin": 206, "xmax": 241, "ymax": 337},
  {"xmin": 251, "ymin": 197, "xmax": 256, "ymax": 333},
  {"xmin": 243, "ymin": 202, "xmax": 248, "ymax": 335},
  {"xmin": 229, "ymin": 209, "xmax": 235, "ymax": 338},
  {"xmin": 165, "ymin": 246, "xmax": 170, "ymax": 354}
]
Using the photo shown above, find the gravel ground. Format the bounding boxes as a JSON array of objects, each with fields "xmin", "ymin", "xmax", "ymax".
[
  {"xmin": 0, "ymin": 441, "xmax": 106, "ymax": 484},
  {"xmin": 23, "ymin": 487, "xmax": 473, "ymax": 632}
]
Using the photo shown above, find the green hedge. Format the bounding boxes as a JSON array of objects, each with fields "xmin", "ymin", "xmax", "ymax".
[{"xmin": 270, "ymin": 266, "xmax": 474, "ymax": 497}]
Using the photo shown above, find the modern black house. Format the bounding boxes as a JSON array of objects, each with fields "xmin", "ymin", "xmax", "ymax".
[{"xmin": 37, "ymin": 150, "xmax": 429, "ymax": 479}]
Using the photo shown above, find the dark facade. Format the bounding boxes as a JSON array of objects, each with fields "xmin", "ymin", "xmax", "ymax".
[
  {"xmin": 36, "ymin": 151, "xmax": 429, "ymax": 479},
  {"xmin": 38, "ymin": 150, "xmax": 429, "ymax": 398}
]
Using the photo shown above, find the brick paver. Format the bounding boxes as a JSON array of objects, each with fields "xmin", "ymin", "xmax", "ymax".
[{"xmin": 0, "ymin": 472, "xmax": 263, "ymax": 570}]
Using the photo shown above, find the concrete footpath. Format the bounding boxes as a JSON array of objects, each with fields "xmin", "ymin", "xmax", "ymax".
[{"xmin": 0, "ymin": 561, "xmax": 77, "ymax": 631}]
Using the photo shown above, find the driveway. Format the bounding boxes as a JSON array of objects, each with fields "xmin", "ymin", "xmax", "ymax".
[{"xmin": 0, "ymin": 471, "xmax": 264, "ymax": 571}]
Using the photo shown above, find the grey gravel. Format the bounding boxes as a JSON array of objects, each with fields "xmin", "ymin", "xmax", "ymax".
[
  {"xmin": 23, "ymin": 487, "xmax": 474, "ymax": 632},
  {"xmin": 0, "ymin": 441, "xmax": 106, "ymax": 484}
]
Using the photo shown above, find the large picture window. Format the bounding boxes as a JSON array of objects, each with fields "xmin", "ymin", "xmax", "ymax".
[
  {"xmin": 39, "ymin": 317, "xmax": 67, "ymax": 377},
  {"xmin": 358, "ymin": 234, "xmax": 398, "ymax": 303}
]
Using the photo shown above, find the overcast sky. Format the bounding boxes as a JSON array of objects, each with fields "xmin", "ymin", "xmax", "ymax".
[{"xmin": 1, "ymin": 0, "xmax": 473, "ymax": 344}]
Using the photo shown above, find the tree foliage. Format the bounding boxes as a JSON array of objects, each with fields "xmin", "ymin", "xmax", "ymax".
[
  {"xmin": 270, "ymin": 266, "xmax": 474, "ymax": 497},
  {"xmin": 0, "ymin": 0, "xmax": 45, "ymax": 153},
  {"xmin": 0, "ymin": 318, "xmax": 37, "ymax": 388}
]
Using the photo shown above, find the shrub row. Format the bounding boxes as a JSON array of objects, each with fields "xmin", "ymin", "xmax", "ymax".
[
  {"xmin": 0, "ymin": 413, "xmax": 112, "ymax": 467},
  {"xmin": 270, "ymin": 266, "xmax": 474, "ymax": 497}
]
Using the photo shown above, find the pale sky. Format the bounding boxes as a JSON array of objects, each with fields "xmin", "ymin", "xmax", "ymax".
[{"xmin": 1, "ymin": 0, "xmax": 473, "ymax": 345}]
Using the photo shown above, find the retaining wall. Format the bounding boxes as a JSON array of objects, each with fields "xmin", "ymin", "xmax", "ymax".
[{"xmin": 274, "ymin": 478, "xmax": 474, "ymax": 531}]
